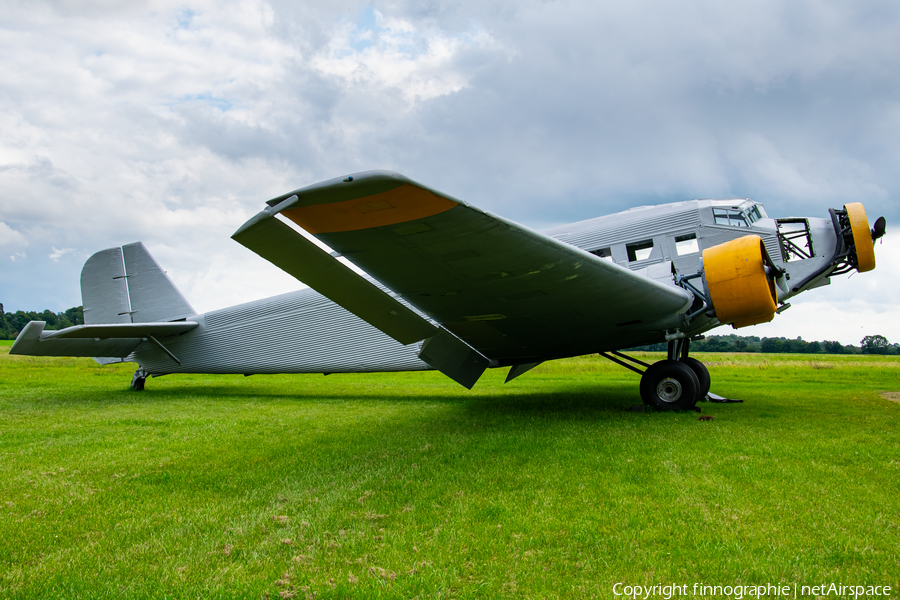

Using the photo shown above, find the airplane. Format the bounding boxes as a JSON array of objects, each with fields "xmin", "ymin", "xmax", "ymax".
[{"xmin": 11, "ymin": 170, "xmax": 886, "ymax": 411}]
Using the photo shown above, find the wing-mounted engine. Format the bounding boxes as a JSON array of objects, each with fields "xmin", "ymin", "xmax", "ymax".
[
  {"xmin": 673, "ymin": 234, "xmax": 783, "ymax": 330},
  {"xmin": 700, "ymin": 235, "xmax": 783, "ymax": 328}
]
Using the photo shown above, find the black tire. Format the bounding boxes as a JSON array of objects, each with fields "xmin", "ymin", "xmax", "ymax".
[
  {"xmin": 683, "ymin": 357, "xmax": 711, "ymax": 400},
  {"xmin": 640, "ymin": 360, "xmax": 701, "ymax": 411},
  {"xmin": 130, "ymin": 371, "xmax": 146, "ymax": 391}
]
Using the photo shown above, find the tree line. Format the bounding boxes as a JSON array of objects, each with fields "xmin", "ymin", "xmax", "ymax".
[
  {"xmin": 1, "ymin": 304, "xmax": 84, "ymax": 340},
  {"xmin": 631, "ymin": 333, "xmax": 898, "ymax": 355}
]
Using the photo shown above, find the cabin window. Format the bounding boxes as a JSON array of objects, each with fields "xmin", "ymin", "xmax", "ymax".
[
  {"xmin": 713, "ymin": 208, "xmax": 748, "ymax": 227},
  {"xmin": 626, "ymin": 239, "xmax": 654, "ymax": 262},
  {"xmin": 590, "ymin": 247, "xmax": 614, "ymax": 262},
  {"xmin": 674, "ymin": 233, "xmax": 699, "ymax": 256}
]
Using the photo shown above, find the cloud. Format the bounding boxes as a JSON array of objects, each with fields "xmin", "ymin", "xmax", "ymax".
[
  {"xmin": 310, "ymin": 7, "xmax": 504, "ymax": 105},
  {"xmin": 49, "ymin": 247, "xmax": 74, "ymax": 261},
  {"xmin": 0, "ymin": 222, "xmax": 26, "ymax": 246},
  {"xmin": 10, "ymin": 252, "xmax": 26, "ymax": 262}
]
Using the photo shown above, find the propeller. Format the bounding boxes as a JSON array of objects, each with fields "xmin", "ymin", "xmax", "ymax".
[{"xmin": 871, "ymin": 216, "xmax": 886, "ymax": 241}]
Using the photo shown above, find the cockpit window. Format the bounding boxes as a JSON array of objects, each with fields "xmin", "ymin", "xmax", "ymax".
[
  {"xmin": 713, "ymin": 208, "xmax": 748, "ymax": 227},
  {"xmin": 746, "ymin": 205, "xmax": 764, "ymax": 223},
  {"xmin": 713, "ymin": 204, "xmax": 766, "ymax": 227}
]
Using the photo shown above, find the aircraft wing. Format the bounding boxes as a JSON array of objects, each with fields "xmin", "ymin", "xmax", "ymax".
[{"xmin": 234, "ymin": 171, "xmax": 692, "ymax": 368}]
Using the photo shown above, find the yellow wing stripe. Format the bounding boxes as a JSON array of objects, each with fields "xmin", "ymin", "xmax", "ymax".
[{"xmin": 281, "ymin": 183, "xmax": 458, "ymax": 234}]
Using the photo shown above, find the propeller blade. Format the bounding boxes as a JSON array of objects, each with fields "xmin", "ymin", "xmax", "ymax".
[{"xmin": 871, "ymin": 216, "xmax": 886, "ymax": 241}]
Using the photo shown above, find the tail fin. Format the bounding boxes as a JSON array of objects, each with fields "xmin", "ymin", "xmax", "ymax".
[{"xmin": 81, "ymin": 242, "xmax": 195, "ymax": 324}]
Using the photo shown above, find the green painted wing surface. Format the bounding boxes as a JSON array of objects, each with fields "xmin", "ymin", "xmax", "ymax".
[{"xmin": 236, "ymin": 171, "xmax": 691, "ymax": 361}]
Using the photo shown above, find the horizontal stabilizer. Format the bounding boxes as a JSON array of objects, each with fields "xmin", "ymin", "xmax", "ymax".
[
  {"xmin": 41, "ymin": 322, "xmax": 198, "ymax": 339},
  {"xmin": 232, "ymin": 202, "xmax": 437, "ymax": 346},
  {"xmin": 10, "ymin": 321, "xmax": 198, "ymax": 358}
]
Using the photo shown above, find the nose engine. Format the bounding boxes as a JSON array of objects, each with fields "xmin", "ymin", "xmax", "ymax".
[
  {"xmin": 831, "ymin": 202, "xmax": 885, "ymax": 275},
  {"xmin": 692, "ymin": 202, "xmax": 885, "ymax": 330}
]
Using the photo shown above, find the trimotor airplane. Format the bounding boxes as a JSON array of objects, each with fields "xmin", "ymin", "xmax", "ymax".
[{"xmin": 11, "ymin": 171, "xmax": 886, "ymax": 410}]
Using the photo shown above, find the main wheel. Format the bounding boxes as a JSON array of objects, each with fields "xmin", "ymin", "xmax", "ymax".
[
  {"xmin": 683, "ymin": 357, "xmax": 711, "ymax": 400},
  {"xmin": 640, "ymin": 360, "xmax": 700, "ymax": 411}
]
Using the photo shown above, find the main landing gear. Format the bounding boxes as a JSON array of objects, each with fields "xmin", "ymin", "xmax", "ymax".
[{"xmin": 600, "ymin": 338, "xmax": 713, "ymax": 411}]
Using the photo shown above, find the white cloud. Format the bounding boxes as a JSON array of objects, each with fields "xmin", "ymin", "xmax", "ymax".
[
  {"xmin": 0, "ymin": 222, "xmax": 26, "ymax": 246},
  {"xmin": 310, "ymin": 8, "xmax": 504, "ymax": 105},
  {"xmin": 10, "ymin": 252, "xmax": 26, "ymax": 262},
  {"xmin": 49, "ymin": 247, "xmax": 74, "ymax": 261}
]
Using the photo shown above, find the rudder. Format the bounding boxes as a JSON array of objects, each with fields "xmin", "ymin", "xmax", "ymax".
[{"xmin": 80, "ymin": 242, "xmax": 195, "ymax": 324}]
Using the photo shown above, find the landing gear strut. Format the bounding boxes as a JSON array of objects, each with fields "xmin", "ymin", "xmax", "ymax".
[{"xmin": 130, "ymin": 368, "xmax": 148, "ymax": 391}]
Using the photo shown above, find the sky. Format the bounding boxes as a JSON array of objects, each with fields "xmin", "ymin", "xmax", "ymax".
[{"xmin": 1, "ymin": 0, "xmax": 898, "ymax": 346}]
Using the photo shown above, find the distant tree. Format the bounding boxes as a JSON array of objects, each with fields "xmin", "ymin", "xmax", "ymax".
[
  {"xmin": 64, "ymin": 306, "xmax": 84, "ymax": 325},
  {"xmin": 823, "ymin": 340, "xmax": 844, "ymax": 354},
  {"xmin": 41, "ymin": 309, "xmax": 58, "ymax": 328},
  {"xmin": 704, "ymin": 336, "xmax": 729, "ymax": 352},
  {"xmin": 0, "ymin": 304, "xmax": 10, "ymax": 339},
  {"xmin": 861, "ymin": 335, "xmax": 890, "ymax": 355},
  {"xmin": 784, "ymin": 337, "xmax": 809, "ymax": 353},
  {"xmin": 0, "ymin": 305, "xmax": 84, "ymax": 339},
  {"xmin": 760, "ymin": 338, "xmax": 784, "ymax": 353},
  {"xmin": 807, "ymin": 341, "xmax": 821, "ymax": 354}
]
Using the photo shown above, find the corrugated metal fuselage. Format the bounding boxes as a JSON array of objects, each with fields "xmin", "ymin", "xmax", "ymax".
[{"xmin": 131, "ymin": 288, "xmax": 431, "ymax": 376}]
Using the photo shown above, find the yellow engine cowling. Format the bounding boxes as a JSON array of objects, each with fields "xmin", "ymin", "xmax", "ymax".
[
  {"xmin": 845, "ymin": 202, "xmax": 876, "ymax": 272},
  {"xmin": 702, "ymin": 235, "xmax": 778, "ymax": 328}
]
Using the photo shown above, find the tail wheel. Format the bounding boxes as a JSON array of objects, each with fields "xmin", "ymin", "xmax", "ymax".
[
  {"xmin": 683, "ymin": 357, "xmax": 711, "ymax": 400},
  {"xmin": 640, "ymin": 360, "xmax": 700, "ymax": 411},
  {"xmin": 130, "ymin": 369, "xmax": 148, "ymax": 391}
]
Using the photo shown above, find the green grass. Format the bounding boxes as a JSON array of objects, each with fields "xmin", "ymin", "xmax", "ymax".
[{"xmin": 1, "ymin": 349, "xmax": 898, "ymax": 599}]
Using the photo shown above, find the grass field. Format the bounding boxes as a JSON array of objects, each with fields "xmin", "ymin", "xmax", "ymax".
[{"xmin": 1, "ymin": 343, "xmax": 898, "ymax": 599}]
